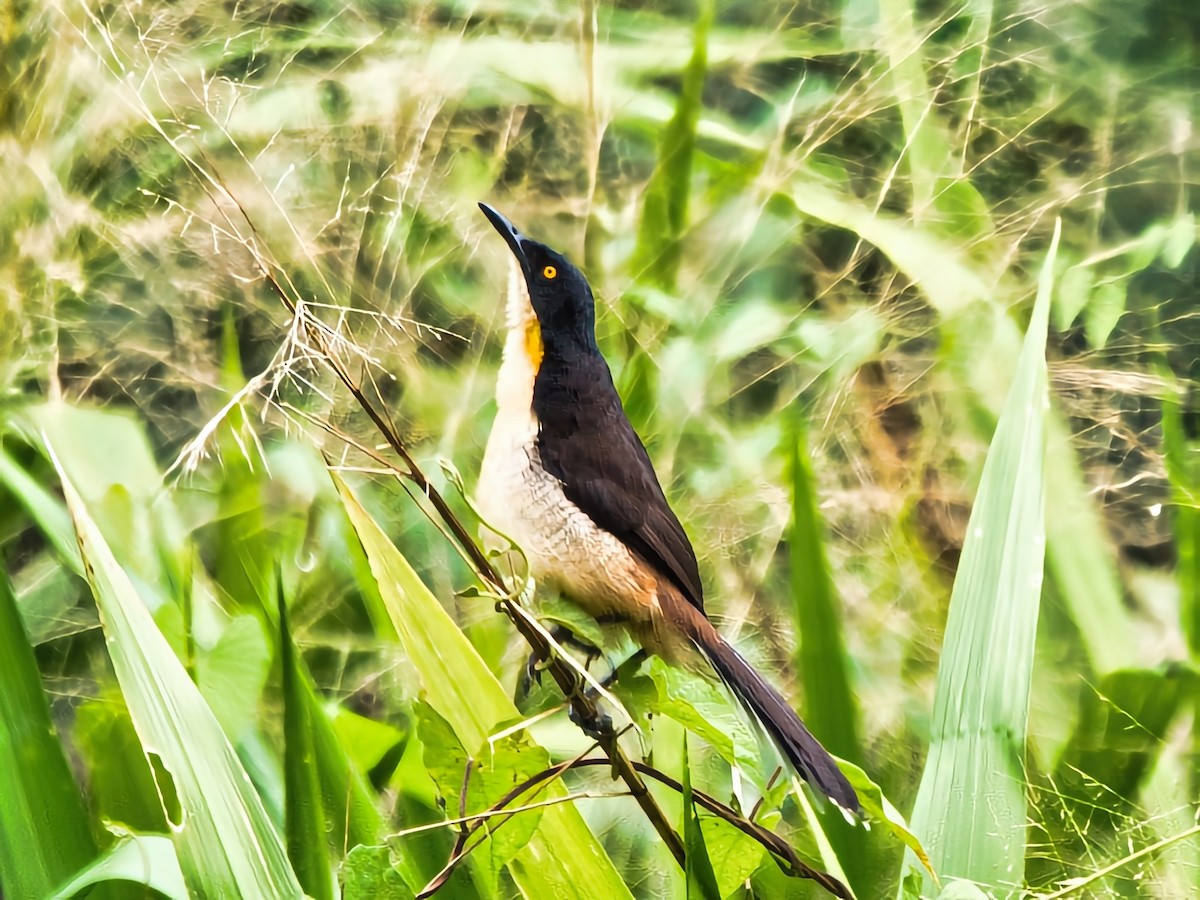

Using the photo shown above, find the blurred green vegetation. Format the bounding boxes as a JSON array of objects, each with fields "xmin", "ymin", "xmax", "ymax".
[{"xmin": 0, "ymin": 0, "xmax": 1196, "ymax": 897}]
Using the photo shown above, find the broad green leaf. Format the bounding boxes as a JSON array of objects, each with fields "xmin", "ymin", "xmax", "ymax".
[
  {"xmin": 622, "ymin": 657, "xmax": 761, "ymax": 779},
  {"xmin": 387, "ymin": 726, "xmax": 470, "ymax": 895},
  {"xmin": 328, "ymin": 707, "xmax": 406, "ymax": 780},
  {"xmin": 279, "ymin": 586, "xmax": 335, "ymax": 900},
  {"xmin": 1083, "ymin": 280, "xmax": 1126, "ymax": 350},
  {"xmin": 332, "ymin": 470, "xmax": 632, "ymax": 900},
  {"xmin": 839, "ymin": 759, "xmax": 933, "ymax": 878},
  {"xmin": 417, "ymin": 702, "xmax": 549, "ymax": 879},
  {"xmin": 0, "ymin": 571, "xmax": 97, "ymax": 898},
  {"xmin": 49, "ymin": 449, "xmax": 303, "ymax": 898},
  {"xmin": 1054, "ymin": 261, "xmax": 1094, "ymax": 332},
  {"xmin": 51, "ymin": 834, "xmax": 186, "ymax": 900},
  {"xmin": 905, "ymin": 222, "xmax": 1060, "ymax": 897},
  {"xmin": 1161, "ymin": 212, "xmax": 1196, "ymax": 268},
  {"xmin": 28, "ymin": 402, "xmax": 184, "ymax": 589},
  {"xmin": 196, "ymin": 613, "xmax": 271, "ymax": 739},
  {"xmin": 699, "ymin": 816, "xmax": 765, "ymax": 899}
]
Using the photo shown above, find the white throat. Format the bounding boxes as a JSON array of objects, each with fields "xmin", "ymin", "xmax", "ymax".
[{"xmin": 494, "ymin": 259, "xmax": 539, "ymax": 424}]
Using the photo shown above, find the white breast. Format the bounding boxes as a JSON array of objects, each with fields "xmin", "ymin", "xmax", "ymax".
[{"xmin": 476, "ymin": 262, "xmax": 651, "ymax": 622}]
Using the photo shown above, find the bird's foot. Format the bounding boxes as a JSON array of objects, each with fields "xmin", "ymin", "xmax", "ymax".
[
  {"xmin": 568, "ymin": 698, "xmax": 615, "ymax": 740},
  {"xmin": 563, "ymin": 649, "xmax": 650, "ymax": 741},
  {"xmin": 515, "ymin": 624, "xmax": 603, "ymax": 703}
]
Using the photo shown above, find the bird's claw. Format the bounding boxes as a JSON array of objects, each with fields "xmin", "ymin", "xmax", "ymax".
[
  {"xmin": 514, "ymin": 624, "xmax": 604, "ymax": 704},
  {"xmin": 517, "ymin": 647, "xmax": 548, "ymax": 701},
  {"xmin": 568, "ymin": 701, "xmax": 614, "ymax": 740}
]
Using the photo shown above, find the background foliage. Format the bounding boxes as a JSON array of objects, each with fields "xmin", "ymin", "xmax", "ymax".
[{"xmin": 0, "ymin": 0, "xmax": 1196, "ymax": 897}]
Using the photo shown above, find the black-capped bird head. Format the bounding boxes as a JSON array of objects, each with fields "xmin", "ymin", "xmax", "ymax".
[{"xmin": 479, "ymin": 203, "xmax": 598, "ymax": 357}]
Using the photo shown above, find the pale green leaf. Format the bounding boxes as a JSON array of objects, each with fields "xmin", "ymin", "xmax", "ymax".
[
  {"xmin": 28, "ymin": 402, "xmax": 184, "ymax": 589},
  {"xmin": 51, "ymin": 834, "xmax": 187, "ymax": 900},
  {"xmin": 49, "ymin": 447, "xmax": 303, "ymax": 899},
  {"xmin": 196, "ymin": 613, "xmax": 271, "ymax": 739},
  {"xmin": 904, "ymin": 221, "xmax": 1060, "ymax": 897},
  {"xmin": 1083, "ymin": 281, "xmax": 1126, "ymax": 349}
]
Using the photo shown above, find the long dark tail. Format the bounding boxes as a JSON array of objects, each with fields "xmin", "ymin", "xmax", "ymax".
[{"xmin": 694, "ymin": 623, "xmax": 859, "ymax": 816}]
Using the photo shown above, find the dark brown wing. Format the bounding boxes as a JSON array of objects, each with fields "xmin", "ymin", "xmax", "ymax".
[{"xmin": 532, "ymin": 351, "xmax": 705, "ymax": 613}]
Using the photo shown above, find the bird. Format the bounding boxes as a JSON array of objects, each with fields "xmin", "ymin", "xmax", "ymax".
[{"xmin": 474, "ymin": 202, "xmax": 859, "ymax": 817}]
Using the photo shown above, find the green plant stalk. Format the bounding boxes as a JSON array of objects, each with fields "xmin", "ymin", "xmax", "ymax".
[
  {"xmin": 631, "ymin": 0, "xmax": 712, "ymax": 289},
  {"xmin": 787, "ymin": 413, "xmax": 871, "ymax": 889},
  {"xmin": 279, "ymin": 584, "xmax": 334, "ymax": 900}
]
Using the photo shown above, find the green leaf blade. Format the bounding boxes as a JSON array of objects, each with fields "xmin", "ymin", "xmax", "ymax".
[
  {"xmin": 905, "ymin": 222, "xmax": 1061, "ymax": 896},
  {"xmin": 50, "ymin": 445, "xmax": 303, "ymax": 899},
  {"xmin": 280, "ymin": 585, "xmax": 335, "ymax": 900},
  {"xmin": 681, "ymin": 735, "xmax": 721, "ymax": 900},
  {"xmin": 0, "ymin": 571, "xmax": 97, "ymax": 898}
]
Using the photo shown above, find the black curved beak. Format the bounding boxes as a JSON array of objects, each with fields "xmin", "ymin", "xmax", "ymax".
[{"xmin": 478, "ymin": 202, "xmax": 531, "ymax": 267}]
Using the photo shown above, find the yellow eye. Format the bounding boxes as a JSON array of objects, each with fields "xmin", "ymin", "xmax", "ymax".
[{"xmin": 542, "ymin": 265, "xmax": 557, "ymax": 279}]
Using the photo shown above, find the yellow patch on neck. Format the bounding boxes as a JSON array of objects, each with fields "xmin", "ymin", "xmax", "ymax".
[{"xmin": 524, "ymin": 318, "xmax": 543, "ymax": 372}]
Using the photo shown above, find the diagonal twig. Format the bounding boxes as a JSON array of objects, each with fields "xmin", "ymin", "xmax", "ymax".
[{"xmin": 413, "ymin": 749, "xmax": 850, "ymax": 900}]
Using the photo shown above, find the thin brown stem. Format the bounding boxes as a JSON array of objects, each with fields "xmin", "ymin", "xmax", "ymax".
[{"xmin": 416, "ymin": 752, "xmax": 850, "ymax": 900}]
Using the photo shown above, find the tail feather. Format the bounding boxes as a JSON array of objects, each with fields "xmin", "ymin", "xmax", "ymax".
[{"xmin": 698, "ymin": 629, "xmax": 860, "ymax": 816}]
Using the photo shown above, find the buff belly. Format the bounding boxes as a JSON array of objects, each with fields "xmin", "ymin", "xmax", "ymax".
[{"xmin": 476, "ymin": 424, "xmax": 659, "ymax": 628}]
